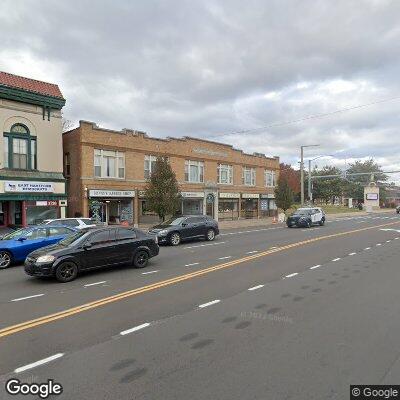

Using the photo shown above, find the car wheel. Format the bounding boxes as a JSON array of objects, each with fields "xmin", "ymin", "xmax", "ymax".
[
  {"xmin": 306, "ymin": 220, "xmax": 312, "ymax": 228},
  {"xmin": 169, "ymin": 232, "xmax": 181, "ymax": 246},
  {"xmin": 205, "ymin": 228, "xmax": 215, "ymax": 241},
  {"xmin": 133, "ymin": 250, "xmax": 149, "ymax": 268},
  {"xmin": 0, "ymin": 251, "xmax": 12, "ymax": 269},
  {"xmin": 319, "ymin": 219, "xmax": 325, "ymax": 226},
  {"xmin": 55, "ymin": 261, "xmax": 78, "ymax": 283}
]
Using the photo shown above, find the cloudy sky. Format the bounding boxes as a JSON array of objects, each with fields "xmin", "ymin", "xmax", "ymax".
[{"xmin": 1, "ymin": 0, "xmax": 400, "ymax": 181}]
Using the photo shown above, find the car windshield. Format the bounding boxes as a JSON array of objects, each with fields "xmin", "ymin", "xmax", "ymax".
[
  {"xmin": 159, "ymin": 217, "xmax": 186, "ymax": 226},
  {"xmin": 58, "ymin": 230, "xmax": 87, "ymax": 246},
  {"xmin": 294, "ymin": 209, "xmax": 312, "ymax": 215},
  {"xmin": 2, "ymin": 228, "xmax": 32, "ymax": 240}
]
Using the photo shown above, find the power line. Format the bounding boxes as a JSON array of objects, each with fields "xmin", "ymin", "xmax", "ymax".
[{"xmin": 222, "ymin": 95, "xmax": 400, "ymax": 136}]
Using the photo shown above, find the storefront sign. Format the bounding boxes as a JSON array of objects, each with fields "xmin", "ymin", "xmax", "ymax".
[
  {"xmin": 219, "ymin": 192, "xmax": 240, "ymax": 199},
  {"xmin": 260, "ymin": 193, "xmax": 275, "ymax": 199},
  {"xmin": 89, "ymin": 190, "xmax": 135, "ymax": 198},
  {"xmin": 181, "ymin": 192, "xmax": 204, "ymax": 198},
  {"xmin": 366, "ymin": 193, "xmax": 379, "ymax": 200},
  {"xmin": 242, "ymin": 193, "xmax": 259, "ymax": 199},
  {"xmin": 206, "ymin": 193, "xmax": 215, "ymax": 204},
  {"xmin": 36, "ymin": 200, "xmax": 58, "ymax": 206},
  {"xmin": 5, "ymin": 181, "xmax": 54, "ymax": 193}
]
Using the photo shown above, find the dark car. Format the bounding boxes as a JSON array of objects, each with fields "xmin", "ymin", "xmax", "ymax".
[
  {"xmin": 148, "ymin": 215, "xmax": 219, "ymax": 246},
  {"xmin": 24, "ymin": 226, "xmax": 159, "ymax": 282},
  {"xmin": 286, "ymin": 207, "xmax": 326, "ymax": 228}
]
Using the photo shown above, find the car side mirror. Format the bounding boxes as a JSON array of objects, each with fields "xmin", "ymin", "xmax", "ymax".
[
  {"xmin": 83, "ymin": 242, "xmax": 92, "ymax": 250},
  {"xmin": 18, "ymin": 237, "xmax": 27, "ymax": 242}
]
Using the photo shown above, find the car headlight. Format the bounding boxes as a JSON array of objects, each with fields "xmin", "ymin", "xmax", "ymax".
[
  {"xmin": 158, "ymin": 229, "xmax": 168, "ymax": 235},
  {"xmin": 36, "ymin": 255, "xmax": 56, "ymax": 263}
]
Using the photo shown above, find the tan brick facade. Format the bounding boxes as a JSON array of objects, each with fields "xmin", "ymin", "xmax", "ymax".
[{"xmin": 63, "ymin": 121, "xmax": 280, "ymax": 225}]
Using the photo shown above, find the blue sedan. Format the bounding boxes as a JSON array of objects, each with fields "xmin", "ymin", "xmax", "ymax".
[{"xmin": 0, "ymin": 225, "xmax": 77, "ymax": 269}]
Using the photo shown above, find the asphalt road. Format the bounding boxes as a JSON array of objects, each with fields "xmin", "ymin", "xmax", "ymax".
[{"xmin": 1, "ymin": 212, "xmax": 400, "ymax": 399}]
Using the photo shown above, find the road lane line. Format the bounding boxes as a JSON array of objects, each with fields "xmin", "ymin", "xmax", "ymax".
[
  {"xmin": 348, "ymin": 252, "xmax": 357, "ymax": 256},
  {"xmin": 386, "ymin": 240, "xmax": 391, "ymax": 243},
  {"xmin": 332, "ymin": 258, "xmax": 341, "ymax": 262},
  {"xmin": 14, "ymin": 353, "xmax": 64, "ymax": 373},
  {"xmin": 11, "ymin": 294, "xmax": 45, "ymax": 302},
  {"xmin": 184, "ymin": 262, "xmax": 199, "ymax": 267},
  {"xmin": 285, "ymin": 273, "xmax": 298, "ymax": 278},
  {"xmin": 1, "ymin": 219, "xmax": 399, "ymax": 339},
  {"xmin": 199, "ymin": 299, "xmax": 220, "ymax": 308},
  {"xmin": 376, "ymin": 243, "xmax": 382, "ymax": 246},
  {"xmin": 246, "ymin": 251, "xmax": 258, "ymax": 254},
  {"xmin": 120, "ymin": 322, "xmax": 150, "ymax": 336},
  {"xmin": 220, "ymin": 227, "xmax": 281, "ymax": 236},
  {"xmin": 248, "ymin": 284, "xmax": 264, "ymax": 291},
  {"xmin": 395, "ymin": 237, "xmax": 399, "ymax": 240},
  {"xmin": 184, "ymin": 242, "xmax": 226, "ymax": 249},
  {"xmin": 218, "ymin": 256, "xmax": 232, "ymax": 260},
  {"xmin": 309, "ymin": 265, "xmax": 321, "ymax": 270},
  {"xmin": 364, "ymin": 247, "xmax": 371, "ymax": 250},
  {"xmin": 84, "ymin": 281, "xmax": 107, "ymax": 287},
  {"xmin": 141, "ymin": 270, "xmax": 159, "ymax": 275}
]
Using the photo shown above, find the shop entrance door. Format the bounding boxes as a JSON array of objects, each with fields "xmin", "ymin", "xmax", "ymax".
[{"xmin": 14, "ymin": 201, "xmax": 23, "ymax": 225}]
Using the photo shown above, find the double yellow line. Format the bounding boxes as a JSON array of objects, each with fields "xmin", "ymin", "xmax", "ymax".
[{"xmin": 0, "ymin": 220, "xmax": 398, "ymax": 339}]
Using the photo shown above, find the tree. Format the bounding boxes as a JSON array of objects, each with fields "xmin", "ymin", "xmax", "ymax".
[
  {"xmin": 274, "ymin": 177, "xmax": 294, "ymax": 213},
  {"xmin": 311, "ymin": 166, "xmax": 344, "ymax": 204},
  {"xmin": 280, "ymin": 163, "xmax": 301, "ymax": 201},
  {"xmin": 144, "ymin": 156, "xmax": 181, "ymax": 221}
]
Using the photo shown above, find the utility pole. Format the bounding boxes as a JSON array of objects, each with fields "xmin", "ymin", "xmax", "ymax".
[
  {"xmin": 308, "ymin": 159, "xmax": 312, "ymax": 202},
  {"xmin": 300, "ymin": 144, "xmax": 320, "ymax": 205}
]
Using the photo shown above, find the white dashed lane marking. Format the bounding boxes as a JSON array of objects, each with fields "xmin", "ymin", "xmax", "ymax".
[
  {"xmin": 248, "ymin": 284, "xmax": 264, "ymax": 291},
  {"xmin": 84, "ymin": 281, "xmax": 107, "ymax": 287},
  {"xmin": 309, "ymin": 265, "xmax": 321, "ymax": 270},
  {"xmin": 246, "ymin": 251, "xmax": 258, "ymax": 254},
  {"xmin": 332, "ymin": 258, "xmax": 341, "ymax": 262},
  {"xmin": 198, "ymin": 299, "xmax": 221, "ymax": 308},
  {"xmin": 348, "ymin": 252, "xmax": 357, "ymax": 256},
  {"xmin": 184, "ymin": 242, "xmax": 226, "ymax": 249},
  {"xmin": 120, "ymin": 323, "xmax": 150, "ymax": 336},
  {"xmin": 364, "ymin": 247, "xmax": 371, "ymax": 250},
  {"xmin": 218, "ymin": 256, "xmax": 232, "ymax": 260},
  {"xmin": 14, "ymin": 353, "xmax": 64, "ymax": 373},
  {"xmin": 184, "ymin": 262, "xmax": 199, "ymax": 267},
  {"xmin": 285, "ymin": 273, "xmax": 298, "ymax": 278},
  {"xmin": 141, "ymin": 270, "xmax": 159, "ymax": 275},
  {"xmin": 11, "ymin": 294, "xmax": 45, "ymax": 302}
]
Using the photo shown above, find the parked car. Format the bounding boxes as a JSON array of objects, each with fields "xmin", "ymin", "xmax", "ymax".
[
  {"xmin": 396, "ymin": 206, "xmax": 400, "ymax": 214},
  {"xmin": 0, "ymin": 225, "xmax": 77, "ymax": 269},
  {"xmin": 41, "ymin": 217, "xmax": 99, "ymax": 229},
  {"xmin": 24, "ymin": 226, "xmax": 159, "ymax": 282},
  {"xmin": 286, "ymin": 207, "xmax": 326, "ymax": 228},
  {"xmin": 148, "ymin": 215, "xmax": 219, "ymax": 245}
]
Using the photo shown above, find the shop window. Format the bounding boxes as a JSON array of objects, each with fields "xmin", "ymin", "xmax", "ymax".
[
  {"xmin": 3, "ymin": 124, "xmax": 37, "ymax": 170},
  {"xmin": 185, "ymin": 160, "xmax": 204, "ymax": 183},
  {"xmin": 217, "ymin": 164, "xmax": 233, "ymax": 184},
  {"xmin": 94, "ymin": 149, "xmax": 125, "ymax": 179},
  {"xmin": 64, "ymin": 153, "xmax": 71, "ymax": 177},
  {"xmin": 242, "ymin": 167, "xmax": 256, "ymax": 186},
  {"xmin": 264, "ymin": 170, "xmax": 276, "ymax": 187}
]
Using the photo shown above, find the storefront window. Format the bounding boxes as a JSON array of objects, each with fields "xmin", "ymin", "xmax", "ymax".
[
  {"xmin": 185, "ymin": 160, "xmax": 204, "ymax": 183},
  {"xmin": 265, "ymin": 170, "xmax": 276, "ymax": 187},
  {"xmin": 182, "ymin": 199, "xmax": 203, "ymax": 215},
  {"xmin": 241, "ymin": 199, "xmax": 258, "ymax": 218},
  {"xmin": 26, "ymin": 205, "xmax": 58, "ymax": 225},
  {"xmin": 217, "ymin": 164, "xmax": 233, "ymax": 184},
  {"xmin": 242, "ymin": 167, "xmax": 256, "ymax": 186},
  {"xmin": 218, "ymin": 199, "xmax": 239, "ymax": 220}
]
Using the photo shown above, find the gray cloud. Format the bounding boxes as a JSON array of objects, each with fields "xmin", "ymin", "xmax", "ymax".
[{"xmin": 1, "ymin": 0, "xmax": 400, "ymax": 181}]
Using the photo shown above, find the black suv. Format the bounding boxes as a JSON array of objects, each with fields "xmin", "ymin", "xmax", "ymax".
[
  {"xmin": 24, "ymin": 226, "xmax": 159, "ymax": 282},
  {"xmin": 148, "ymin": 215, "xmax": 219, "ymax": 246}
]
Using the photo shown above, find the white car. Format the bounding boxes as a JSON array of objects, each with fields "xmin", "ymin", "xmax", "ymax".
[
  {"xmin": 41, "ymin": 218, "xmax": 98, "ymax": 229},
  {"xmin": 286, "ymin": 207, "xmax": 326, "ymax": 228}
]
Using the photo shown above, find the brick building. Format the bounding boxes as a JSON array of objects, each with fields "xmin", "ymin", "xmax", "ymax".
[
  {"xmin": 63, "ymin": 120, "xmax": 279, "ymax": 225},
  {"xmin": 0, "ymin": 71, "xmax": 67, "ymax": 227}
]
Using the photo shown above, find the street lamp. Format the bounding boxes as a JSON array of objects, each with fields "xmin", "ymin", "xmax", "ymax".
[
  {"xmin": 307, "ymin": 155, "xmax": 334, "ymax": 202},
  {"xmin": 300, "ymin": 144, "xmax": 320, "ymax": 205}
]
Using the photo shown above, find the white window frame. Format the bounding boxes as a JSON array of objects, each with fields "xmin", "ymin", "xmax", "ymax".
[
  {"xmin": 94, "ymin": 149, "xmax": 125, "ymax": 179},
  {"xmin": 242, "ymin": 167, "xmax": 256, "ymax": 186},
  {"xmin": 264, "ymin": 170, "xmax": 276, "ymax": 187},
  {"xmin": 185, "ymin": 160, "xmax": 204, "ymax": 183},
  {"xmin": 144, "ymin": 155, "xmax": 158, "ymax": 179},
  {"xmin": 217, "ymin": 164, "xmax": 233, "ymax": 184}
]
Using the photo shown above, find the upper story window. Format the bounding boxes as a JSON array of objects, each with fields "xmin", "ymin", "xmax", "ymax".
[
  {"xmin": 3, "ymin": 124, "xmax": 37, "ymax": 170},
  {"xmin": 265, "ymin": 170, "xmax": 276, "ymax": 187},
  {"xmin": 94, "ymin": 149, "xmax": 125, "ymax": 179},
  {"xmin": 144, "ymin": 155, "xmax": 157, "ymax": 179},
  {"xmin": 217, "ymin": 164, "xmax": 233, "ymax": 184},
  {"xmin": 185, "ymin": 160, "xmax": 204, "ymax": 183},
  {"xmin": 64, "ymin": 153, "xmax": 71, "ymax": 177},
  {"xmin": 242, "ymin": 167, "xmax": 256, "ymax": 186}
]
